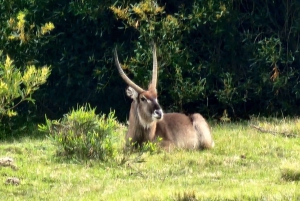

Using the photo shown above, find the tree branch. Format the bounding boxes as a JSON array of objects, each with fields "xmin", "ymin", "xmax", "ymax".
[{"xmin": 250, "ymin": 124, "xmax": 297, "ymax": 138}]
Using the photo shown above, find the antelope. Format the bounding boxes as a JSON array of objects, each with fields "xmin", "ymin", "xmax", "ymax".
[{"xmin": 114, "ymin": 44, "xmax": 214, "ymax": 150}]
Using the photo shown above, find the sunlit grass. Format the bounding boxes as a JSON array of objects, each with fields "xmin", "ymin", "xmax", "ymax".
[{"xmin": 0, "ymin": 117, "xmax": 299, "ymax": 200}]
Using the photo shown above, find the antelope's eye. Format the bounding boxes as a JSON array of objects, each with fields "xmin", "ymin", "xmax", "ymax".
[{"xmin": 140, "ymin": 97, "xmax": 146, "ymax": 102}]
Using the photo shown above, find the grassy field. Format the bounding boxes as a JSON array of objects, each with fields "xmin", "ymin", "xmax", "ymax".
[{"xmin": 1, "ymin": 117, "xmax": 300, "ymax": 200}]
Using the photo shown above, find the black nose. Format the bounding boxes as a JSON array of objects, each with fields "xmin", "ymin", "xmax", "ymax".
[{"xmin": 154, "ymin": 110, "xmax": 162, "ymax": 118}]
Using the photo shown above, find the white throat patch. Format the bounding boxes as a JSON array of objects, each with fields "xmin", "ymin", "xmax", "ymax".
[{"xmin": 137, "ymin": 109, "xmax": 154, "ymax": 129}]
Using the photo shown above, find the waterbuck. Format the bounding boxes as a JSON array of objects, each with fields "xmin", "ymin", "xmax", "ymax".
[{"xmin": 114, "ymin": 44, "xmax": 214, "ymax": 150}]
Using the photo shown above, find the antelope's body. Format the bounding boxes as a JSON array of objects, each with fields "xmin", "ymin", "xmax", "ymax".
[{"xmin": 114, "ymin": 44, "xmax": 214, "ymax": 150}]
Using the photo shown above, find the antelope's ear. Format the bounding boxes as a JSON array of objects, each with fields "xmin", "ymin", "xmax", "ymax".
[{"xmin": 126, "ymin": 86, "xmax": 138, "ymax": 100}]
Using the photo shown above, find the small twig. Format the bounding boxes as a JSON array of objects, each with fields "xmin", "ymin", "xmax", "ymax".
[{"xmin": 250, "ymin": 124, "xmax": 297, "ymax": 138}]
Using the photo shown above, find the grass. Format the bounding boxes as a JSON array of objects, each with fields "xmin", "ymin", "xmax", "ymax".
[{"xmin": 0, "ymin": 117, "xmax": 300, "ymax": 200}]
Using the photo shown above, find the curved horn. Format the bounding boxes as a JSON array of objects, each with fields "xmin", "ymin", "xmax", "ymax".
[
  {"xmin": 151, "ymin": 42, "xmax": 158, "ymax": 89},
  {"xmin": 114, "ymin": 48, "xmax": 144, "ymax": 94}
]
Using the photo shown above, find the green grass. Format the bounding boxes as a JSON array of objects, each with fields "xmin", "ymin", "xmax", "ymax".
[{"xmin": 1, "ymin": 117, "xmax": 300, "ymax": 200}]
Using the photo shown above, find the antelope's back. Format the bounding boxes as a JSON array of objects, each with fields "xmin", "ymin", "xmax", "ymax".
[{"xmin": 156, "ymin": 113, "xmax": 201, "ymax": 149}]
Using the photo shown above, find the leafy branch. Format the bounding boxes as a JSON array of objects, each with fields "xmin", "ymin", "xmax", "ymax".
[{"xmin": 0, "ymin": 55, "xmax": 51, "ymax": 119}]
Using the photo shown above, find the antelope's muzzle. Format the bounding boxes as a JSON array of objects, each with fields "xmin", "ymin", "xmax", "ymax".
[{"xmin": 153, "ymin": 109, "xmax": 163, "ymax": 120}]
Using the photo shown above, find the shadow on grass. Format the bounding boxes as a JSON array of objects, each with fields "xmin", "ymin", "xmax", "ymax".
[{"xmin": 281, "ymin": 164, "xmax": 300, "ymax": 182}]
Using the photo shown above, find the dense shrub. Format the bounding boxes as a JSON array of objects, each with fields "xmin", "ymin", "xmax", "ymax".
[
  {"xmin": 1, "ymin": 0, "xmax": 300, "ymax": 123},
  {"xmin": 109, "ymin": 0, "xmax": 300, "ymax": 118},
  {"xmin": 38, "ymin": 104, "xmax": 122, "ymax": 161}
]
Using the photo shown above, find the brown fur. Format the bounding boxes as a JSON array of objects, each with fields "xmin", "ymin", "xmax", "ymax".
[
  {"xmin": 115, "ymin": 45, "xmax": 214, "ymax": 150},
  {"xmin": 125, "ymin": 87, "xmax": 214, "ymax": 150}
]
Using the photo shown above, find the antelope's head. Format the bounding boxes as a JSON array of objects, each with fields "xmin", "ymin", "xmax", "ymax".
[{"xmin": 114, "ymin": 44, "xmax": 163, "ymax": 128}]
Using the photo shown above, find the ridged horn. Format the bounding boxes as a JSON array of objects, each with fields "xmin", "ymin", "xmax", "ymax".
[
  {"xmin": 114, "ymin": 48, "xmax": 144, "ymax": 94},
  {"xmin": 151, "ymin": 42, "xmax": 157, "ymax": 89}
]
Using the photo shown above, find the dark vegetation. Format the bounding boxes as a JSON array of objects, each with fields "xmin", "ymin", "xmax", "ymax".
[{"xmin": 1, "ymin": 0, "xmax": 300, "ymax": 130}]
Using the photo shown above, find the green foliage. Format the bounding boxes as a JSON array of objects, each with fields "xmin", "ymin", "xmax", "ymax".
[
  {"xmin": 0, "ymin": 0, "xmax": 55, "ymax": 128},
  {"xmin": 38, "ymin": 104, "xmax": 121, "ymax": 161},
  {"xmin": 0, "ymin": 115, "xmax": 40, "ymax": 140},
  {"xmin": 0, "ymin": 55, "xmax": 50, "ymax": 119},
  {"xmin": 109, "ymin": 0, "xmax": 300, "ymax": 117},
  {"xmin": 1, "ymin": 0, "xmax": 300, "ymax": 123},
  {"xmin": 125, "ymin": 137, "xmax": 162, "ymax": 155},
  {"xmin": 0, "ymin": 2, "xmax": 55, "ymax": 67},
  {"xmin": 6, "ymin": 10, "xmax": 55, "ymax": 42},
  {"xmin": 110, "ymin": 0, "xmax": 214, "ymax": 110},
  {"xmin": 141, "ymin": 139, "xmax": 161, "ymax": 154},
  {"xmin": 20, "ymin": 0, "xmax": 122, "ymax": 119}
]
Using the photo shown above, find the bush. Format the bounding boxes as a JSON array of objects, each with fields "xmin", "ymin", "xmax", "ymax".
[
  {"xmin": 38, "ymin": 104, "xmax": 122, "ymax": 161},
  {"xmin": 0, "ymin": 54, "xmax": 50, "ymax": 119}
]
